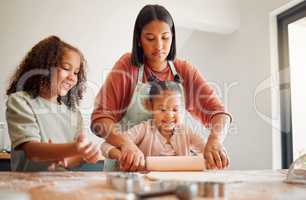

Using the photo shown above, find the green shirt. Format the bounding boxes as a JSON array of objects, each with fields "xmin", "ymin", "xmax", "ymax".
[{"xmin": 6, "ymin": 91, "xmax": 83, "ymax": 171}]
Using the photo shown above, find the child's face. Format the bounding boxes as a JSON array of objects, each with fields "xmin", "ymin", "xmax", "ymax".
[
  {"xmin": 50, "ymin": 49, "xmax": 80, "ymax": 99},
  {"xmin": 152, "ymin": 90, "xmax": 183, "ymax": 137}
]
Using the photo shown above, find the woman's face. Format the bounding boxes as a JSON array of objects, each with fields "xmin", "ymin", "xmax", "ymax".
[
  {"xmin": 140, "ymin": 20, "xmax": 172, "ymax": 64},
  {"xmin": 49, "ymin": 49, "xmax": 80, "ymax": 100}
]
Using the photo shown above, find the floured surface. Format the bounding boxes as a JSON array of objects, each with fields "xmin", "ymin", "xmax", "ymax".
[
  {"xmin": 146, "ymin": 170, "xmax": 288, "ymax": 183},
  {"xmin": 0, "ymin": 172, "xmax": 126, "ymax": 200},
  {"xmin": 0, "ymin": 171, "xmax": 306, "ymax": 200},
  {"xmin": 146, "ymin": 170, "xmax": 306, "ymax": 200}
]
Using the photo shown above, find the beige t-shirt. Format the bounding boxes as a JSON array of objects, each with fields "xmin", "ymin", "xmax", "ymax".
[{"xmin": 6, "ymin": 91, "xmax": 83, "ymax": 171}]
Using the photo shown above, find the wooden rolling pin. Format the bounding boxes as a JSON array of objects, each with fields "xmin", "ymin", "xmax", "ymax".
[{"xmin": 146, "ymin": 156, "xmax": 206, "ymax": 171}]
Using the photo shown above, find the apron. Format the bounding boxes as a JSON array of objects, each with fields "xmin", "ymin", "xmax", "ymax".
[
  {"xmin": 118, "ymin": 63, "xmax": 152, "ymax": 131},
  {"xmin": 103, "ymin": 61, "xmax": 209, "ymax": 171}
]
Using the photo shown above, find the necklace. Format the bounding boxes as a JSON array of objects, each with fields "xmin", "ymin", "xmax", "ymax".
[{"xmin": 146, "ymin": 63, "xmax": 169, "ymax": 82}]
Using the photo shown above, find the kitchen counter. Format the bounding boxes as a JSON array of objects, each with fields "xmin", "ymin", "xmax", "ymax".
[{"xmin": 0, "ymin": 170, "xmax": 305, "ymax": 199}]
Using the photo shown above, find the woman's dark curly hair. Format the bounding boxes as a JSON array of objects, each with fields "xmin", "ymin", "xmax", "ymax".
[{"xmin": 6, "ymin": 35, "xmax": 86, "ymax": 109}]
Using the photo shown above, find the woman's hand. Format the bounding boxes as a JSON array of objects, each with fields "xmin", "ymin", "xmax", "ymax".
[
  {"xmin": 119, "ymin": 142, "xmax": 145, "ymax": 171},
  {"xmin": 74, "ymin": 133, "xmax": 102, "ymax": 164},
  {"xmin": 204, "ymin": 136, "xmax": 229, "ymax": 169}
]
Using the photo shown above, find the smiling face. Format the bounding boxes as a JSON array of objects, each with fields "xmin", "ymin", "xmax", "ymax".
[
  {"xmin": 47, "ymin": 49, "xmax": 81, "ymax": 102},
  {"xmin": 140, "ymin": 20, "xmax": 172, "ymax": 67},
  {"xmin": 151, "ymin": 90, "xmax": 183, "ymax": 138}
]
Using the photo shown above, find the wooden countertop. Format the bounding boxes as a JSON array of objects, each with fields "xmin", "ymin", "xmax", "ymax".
[
  {"xmin": 0, "ymin": 170, "xmax": 305, "ymax": 199},
  {"xmin": 0, "ymin": 152, "xmax": 10, "ymax": 160},
  {"xmin": 0, "ymin": 152, "xmax": 105, "ymax": 161}
]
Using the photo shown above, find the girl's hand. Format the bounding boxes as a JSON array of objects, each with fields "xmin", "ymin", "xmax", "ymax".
[
  {"xmin": 74, "ymin": 133, "xmax": 102, "ymax": 164},
  {"xmin": 119, "ymin": 142, "xmax": 145, "ymax": 172},
  {"xmin": 204, "ymin": 136, "xmax": 229, "ymax": 169},
  {"xmin": 47, "ymin": 139, "xmax": 68, "ymax": 170}
]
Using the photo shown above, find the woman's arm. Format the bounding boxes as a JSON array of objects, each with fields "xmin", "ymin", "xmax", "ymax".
[
  {"xmin": 92, "ymin": 118, "xmax": 129, "ymax": 147},
  {"xmin": 209, "ymin": 113, "xmax": 231, "ymax": 142},
  {"xmin": 204, "ymin": 113, "xmax": 231, "ymax": 169},
  {"xmin": 92, "ymin": 118, "xmax": 145, "ymax": 171},
  {"xmin": 178, "ymin": 60, "xmax": 232, "ymax": 169},
  {"xmin": 108, "ymin": 148, "xmax": 122, "ymax": 160}
]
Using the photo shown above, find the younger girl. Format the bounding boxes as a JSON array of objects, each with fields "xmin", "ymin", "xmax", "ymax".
[
  {"xmin": 102, "ymin": 80, "xmax": 206, "ymax": 171},
  {"xmin": 6, "ymin": 36, "xmax": 101, "ymax": 171}
]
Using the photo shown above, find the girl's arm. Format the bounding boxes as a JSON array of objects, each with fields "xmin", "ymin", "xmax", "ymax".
[
  {"xmin": 21, "ymin": 133, "xmax": 101, "ymax": 164},
  {"xmin": 64, "ymin": 156, "xmax": 84, "ymax": 169},
  {"xmin": 21, "ymin": 141, "xmax": 78, "ymax": 161}
]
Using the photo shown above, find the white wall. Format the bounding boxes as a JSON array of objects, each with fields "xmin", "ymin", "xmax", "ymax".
[
  {"xmin": 0, "ymin": 0, "xmax": 295, "ymax": 169},
  {"xmin": 179, "ymin": 0, "xmax": 293, "ymax": 169},
  {"xmin": 0, "ymin": 0, "xmax": 239, "ymax": 150}
]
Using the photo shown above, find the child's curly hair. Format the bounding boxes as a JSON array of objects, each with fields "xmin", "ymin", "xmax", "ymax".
[{"xmin": 6, "ymin": 35, "xmax": 86, "ymax": 109}]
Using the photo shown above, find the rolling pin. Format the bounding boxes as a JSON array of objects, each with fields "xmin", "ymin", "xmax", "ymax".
[{"xmin": 146, "ymin": 156, "xmax": 205, "ymax": 171}]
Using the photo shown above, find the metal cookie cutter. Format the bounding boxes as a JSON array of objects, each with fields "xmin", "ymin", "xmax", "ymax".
[
  {"xmin": 107, "ymin": 173, "xmax": 226, "ymax": 199},
  {"xmin": 106, "ymin": 173, "xmax": 146, "ymax": 193},
  {"xmin": 107, "ymin": 173, "xmax": 198, "ymax": 200},
  {"xmin": 196, "ymin": 181, "xmax": 226, "ymax": 198},
  {"xmin": 157, "ymin": 181, "xmax": 226, "ymax": 199}
]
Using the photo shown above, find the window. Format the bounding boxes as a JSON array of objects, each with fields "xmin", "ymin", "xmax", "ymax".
[{"xmin": 277, "ymin": 0, "xmax": 306, "ymax": 168}]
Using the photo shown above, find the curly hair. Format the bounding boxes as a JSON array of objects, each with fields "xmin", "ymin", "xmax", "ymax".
[{"xmin": 6, "ymin": 35, "xmax": 86, "ymax": 109}]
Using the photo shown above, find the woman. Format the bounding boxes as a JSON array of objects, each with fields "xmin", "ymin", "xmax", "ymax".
[{"xmin": 91, "ymin": 4, "xmax": 231, "ymax": 171}]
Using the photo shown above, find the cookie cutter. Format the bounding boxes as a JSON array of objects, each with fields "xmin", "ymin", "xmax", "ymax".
[{"xmin": 107, "ymin": 173, "xmax": 227, "ymax": 199}]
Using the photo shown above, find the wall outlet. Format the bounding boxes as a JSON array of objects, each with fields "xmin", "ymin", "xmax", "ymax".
[
  {"xmin": 0, "ymin": 122, "xmax": 9, "ymax": 151},
  {"xmin": 0, "ymin": 122, "xmax": 6, "ymax": 129}
]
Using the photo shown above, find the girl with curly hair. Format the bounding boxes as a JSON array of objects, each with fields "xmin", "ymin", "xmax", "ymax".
[{"xmin": 6, "ymin": 36, "xmax": 101, "ymax": 171}]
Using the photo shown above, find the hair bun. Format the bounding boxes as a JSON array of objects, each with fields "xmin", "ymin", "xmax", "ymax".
[{"xmin": 148, "ymin": 75, "xmax": 157, "ymax": 82}]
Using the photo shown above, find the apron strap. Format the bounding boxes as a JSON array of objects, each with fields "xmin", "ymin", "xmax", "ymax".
[
  {"xmin": 137, "ymin": 65, "xmax": 144, "ymax": 84},
  {"xmin": 168, "ymin": 61, "xmax": 178, "ymax": 77}
]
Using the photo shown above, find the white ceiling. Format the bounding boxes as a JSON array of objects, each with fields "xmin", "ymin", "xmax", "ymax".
[
  {"xmin": 156, "ymin": 0, "xmax": 241, "ymax": 34},
  {"xmin": 112, "ymin": 0, "xmax": 241, "ymax": 34}
]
